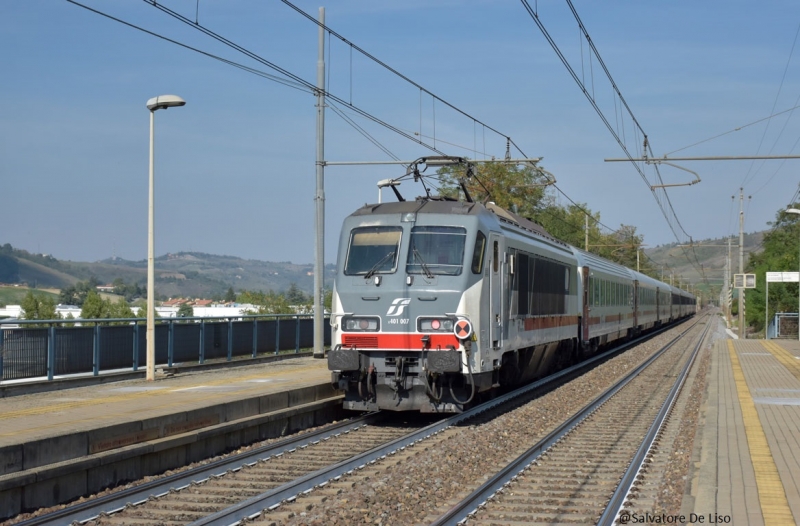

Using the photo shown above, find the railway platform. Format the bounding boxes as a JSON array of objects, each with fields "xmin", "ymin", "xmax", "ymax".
[
  {"xmin": 0, "ymin": 355, "xmax": 340, "ymax": 519},
  {"xmin": 687, "ymin": 336, "xmax": 800, "ymax": 525}
]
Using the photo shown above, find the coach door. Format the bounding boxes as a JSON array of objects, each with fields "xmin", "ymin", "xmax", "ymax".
[
  {"xmin": 489, "ymin": 233, "xmax": 503, "ymax": 349},
  {"xmin": 633, "ymin": 280, "xmax": 639, "ymax": 328},
  {"xmin": 656, "ymin": 286, "xmax": 661, "ymax": 324},
  {"xmin": 581, "ymin": 266, "xmax": 590, "ymax": 341}
]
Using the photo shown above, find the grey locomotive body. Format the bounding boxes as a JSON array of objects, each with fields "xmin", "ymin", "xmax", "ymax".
[{"xmin": 328, "ymin": 197, "xmax": 695, "ymax": 413}]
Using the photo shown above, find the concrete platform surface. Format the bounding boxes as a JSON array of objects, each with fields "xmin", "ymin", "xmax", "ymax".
[
  {"xmin": 0, "ymin": 355, "xmax": 343, "ymax": 519},
  {"xmin": 689, "ymin": 333, "xmax": 800, "ymax": 525},
  {"xmin": 0, "ymin": 356, "xmax": 332, "ymax": 468}
]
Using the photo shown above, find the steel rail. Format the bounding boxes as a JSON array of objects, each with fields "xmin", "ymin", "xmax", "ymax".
[
  {"xmin": 16, "ymin": 411, "xmax": 382, "ymax": 526},
  {"xmin": 187, "ymin": 318, "xmax": 695, "ymax": 526},
  {"xmin": 430, "ymin": 314, "xmax": 706, "ymax": 526},
  {"xmin": 599, "ymin": 316, "xmax": 712, "ymax": 525}
]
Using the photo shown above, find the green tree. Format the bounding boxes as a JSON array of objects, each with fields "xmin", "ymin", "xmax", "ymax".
[
  {"xmin": 285, "ymin": 283, "xmax": 307, "ymax": 305},
  {"xmin": 81, "ymin": 290, "xmax": 107, "ymax": 320},
  {"xmin": 744, "ymin": 204, "xmax": 800, "ymax": 334},
  {"xmin": 177, "ymin": 303, "xmax": 194, "ymax": 318},
  {"xmin": 80, "ymin": 292, "xmax": 135, "ymax": 325},
  {"xmin": 108, "ymin": 298, "xmax": 135, "ymax": 321},
  {"xmin": 239, "ymin": 289, "xmax": 293, "ymax": 314},
  {"xmin": 436, "ymin": 160, "xmax": 549, "ymax": 219},
  {"xmin": 20, "ymin": 290, "xmax": 58, "ymax": 322},
  {"xmin": 225, "ymin": 286, "xmax": 236, "ymax": 302},
  {"xmin": 58, "ymin": 278, "xmax": 101, "ymax": 307}
]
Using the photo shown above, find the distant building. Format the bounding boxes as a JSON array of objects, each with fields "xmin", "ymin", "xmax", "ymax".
[
  {"xmin": 96, "ymin": 284, "xmax": 115, "ymax": 293},
  {"xmin": 0, "ymin": 305, "xmax": 23, "ymax": 319},
  {"xmin": 58, "ymin": 304, "xmax": 82, "ymax": 318}
]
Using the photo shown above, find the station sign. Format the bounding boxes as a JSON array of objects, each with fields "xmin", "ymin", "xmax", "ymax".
[
  {"xmin": 733, "ymin": 273, "xmax": 756, "ymax": 288},
  {"xmin": 766, "ymin": 271, "xmax": 800, "ymax": 283}
]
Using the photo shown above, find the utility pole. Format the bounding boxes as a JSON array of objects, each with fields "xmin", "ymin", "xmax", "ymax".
[
  {"xmin": 313, "ymin": 7, "xmax": 326, "ymax": 359},
  {"xmin": 738, "ymin": 188, "xmax": 745, "ymax": 339},
  {"xmin": 725, "ymin": 236, "xmax": 731, "ymax": 328},
  {"xmin": 637, "ymin": 249, "xmax": 640, "ymax": 273},
  {"xmin": 585, "ymin": 214, "xmax": 589, "ymax": 252}
]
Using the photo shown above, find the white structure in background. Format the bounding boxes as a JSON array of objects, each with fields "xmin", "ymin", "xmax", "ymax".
[
  {"xmin": 59, "ymin": 305, "xmax": 82, "ymax": 318},
  {"xmin": 0, "ymin": 302, "xmax": 309, "ymax": 322},
  {"xmin": 0, "ymin": 305, "xmax": 22, "ymax": 319},
  {"xmin": 191, "ymin": 304, "xmax": 256, "ymax": 318},
  {"xmin": 0, "ymin": 304, "xmax": 82, "ymax": 319}
]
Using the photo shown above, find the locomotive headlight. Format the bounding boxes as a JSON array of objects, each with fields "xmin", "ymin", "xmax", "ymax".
[
  {"xmin": 418, "ymin": 317, "xmax": 455, "ymax": 332},
  {"xmin": 343, "ymin": 316, "xmax": 380, "ymax": 332}
]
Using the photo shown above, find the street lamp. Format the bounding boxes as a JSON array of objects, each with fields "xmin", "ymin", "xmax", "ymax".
[
  {"xmin": 786, "ymin": 208, "xmax": 800, "ymax": 341},
  {"xmin": 146, "ymin": 95, "xmax": 186, "ymax": 381}
]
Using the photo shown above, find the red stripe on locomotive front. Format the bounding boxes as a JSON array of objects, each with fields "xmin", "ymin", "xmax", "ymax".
[{"xmin": 342, "ymin": 333, "xmax": 459, "ymax": 350}]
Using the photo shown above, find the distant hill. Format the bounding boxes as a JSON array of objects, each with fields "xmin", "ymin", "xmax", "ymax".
[
  {"xmin": 1, "ymin": 244, "xmax": 335, "ymax": 299},
  {"xmin": 3, "ymin": 230, "xmax": 761, "ymax": 301},
  {"xmin": 645, "ymin": 231, "xmax": 764, "ymax": 293}
]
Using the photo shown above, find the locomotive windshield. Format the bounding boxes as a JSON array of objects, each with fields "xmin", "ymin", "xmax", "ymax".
[
  {"xmin": 406, "ymin": 226, "xmax": 466, "ymax": 276},
  {"xmin": 344, "ymin": 226, "xmax": 402, "ymax": 275}
]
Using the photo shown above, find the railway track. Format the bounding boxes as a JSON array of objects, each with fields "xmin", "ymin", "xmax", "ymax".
[
  {"xmin": 16, "ymin": 316, "xmax": 705, "ymax": 526},
  {"xmin": 433, "ymin": 314, "xmax": 711, "ymax": 525},
  {"xmin": 12, "ymin": 413, "xmax": 412, "ymax": 526}
]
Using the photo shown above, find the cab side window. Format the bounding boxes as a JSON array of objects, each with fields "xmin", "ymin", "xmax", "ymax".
[{"xmin": 471, "ymin": 231, "xmax": 486, "ymax": 274}]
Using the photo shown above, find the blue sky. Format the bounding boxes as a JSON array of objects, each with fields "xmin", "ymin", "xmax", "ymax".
[{"xmin": 3, "ymin": 1, "xmax": 800, "ymax": 269}]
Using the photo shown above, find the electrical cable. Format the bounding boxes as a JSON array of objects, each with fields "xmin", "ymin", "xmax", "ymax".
[
  {"xmin": 279, "ymin": 0, "xmax": 513, "ymax": 147},
  {"xmin": 327, "ymin": 101, "xmax": 403, "ymax": 162},
  {"xmin": 665, "ymin": 103, "xmax": 800, "ymax": 156},
  {"xmin": 138, "ymin": 1, "xmax": 452, "ymax": 156},
  {"xmin": 71, "ymin": 0, "xmax": 453, "ymax": 157},
  {"xmin": 740, "ymin": 20, "xmax": 800, "ymax": 188},
  {"xmin": 519, "ymin": 0, "xmax": 698, "ymax": 256},
  {"xmin": 66, "ymin": 0, "xmax": 312, "ymax": 93}
]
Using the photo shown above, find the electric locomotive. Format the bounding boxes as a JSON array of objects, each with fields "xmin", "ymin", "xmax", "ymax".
[{"xmin": 328, "ymin": 157, "xmax": 694, "ymax": 413}]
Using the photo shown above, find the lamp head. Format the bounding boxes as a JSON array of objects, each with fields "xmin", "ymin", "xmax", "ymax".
[{"xmin": 146, "ymin": 95, "xmax": 186, "ymax": 112}]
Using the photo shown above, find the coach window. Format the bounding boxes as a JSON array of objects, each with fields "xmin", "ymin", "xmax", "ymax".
[
  {"xmin": 406, "ymin": 226, "xmax": 467, "ymax": 276},
  {"xmin": 471, "ymin": 231, "xmax": 487, "ymax": 274},
  {"xmin": 344, "ymin": 226, "xmax": 402, "ymax": 275}
]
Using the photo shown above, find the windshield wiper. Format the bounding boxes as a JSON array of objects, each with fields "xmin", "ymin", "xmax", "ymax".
[
  {"xmin": 412, "ymin": 247, "xmax": 435, "ymax": 278},
  {"xmin": 365, "ymin": 251, "xmax": 396, "ymax": 279}
]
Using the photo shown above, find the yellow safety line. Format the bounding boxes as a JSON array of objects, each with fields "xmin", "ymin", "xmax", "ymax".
[
  {"xmin": 761, "ymin": 340, "xmax": 800, "ymax": 383},
  {"xmin": 0, "ymin": 363, "xmax": 319, "ymax": 421},
  {"xmin": 727, "ymin": 340, "xmax": 796, "ymax": 525}
]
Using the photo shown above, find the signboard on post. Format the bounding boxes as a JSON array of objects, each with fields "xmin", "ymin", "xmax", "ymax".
[{"xmin": 734, "ymin": 273, "xmax": 756, "ymax": 288}]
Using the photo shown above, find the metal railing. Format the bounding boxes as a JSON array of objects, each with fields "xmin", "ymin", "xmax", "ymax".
[
  {"xmin": 0, "ymin": 314, "xmax": 331, "ymax": 382},
  {"xmin": 767, "ymin": 312, "xmax": 799, "ymax": 339}
]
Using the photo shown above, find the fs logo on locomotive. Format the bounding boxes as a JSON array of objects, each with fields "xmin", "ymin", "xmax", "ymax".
[{"xmin": 386, "ymin": 298, "xmax": 411, "ymax": 316}]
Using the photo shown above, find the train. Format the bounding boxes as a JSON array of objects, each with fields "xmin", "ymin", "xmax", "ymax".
[{"xmin": 328, "ymin": 158, "xmax": 695, "ymax": 413}]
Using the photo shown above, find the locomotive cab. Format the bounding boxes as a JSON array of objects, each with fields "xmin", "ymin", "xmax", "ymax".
[{"xmin": 328, "ymin": 200, "xmax": 494, "ymax": 413}]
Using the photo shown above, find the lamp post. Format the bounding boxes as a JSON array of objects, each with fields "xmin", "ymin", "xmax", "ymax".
[
  {"xmin": 786, "ymin": 208, "xmax": 800, "ymax": 341},
  {"xmin": 145, "ymin": 95, "xmax": 186, "ymax": 381}
]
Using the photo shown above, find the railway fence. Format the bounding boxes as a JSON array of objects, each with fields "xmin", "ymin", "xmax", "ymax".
[{"xmin": 0, "ymin": 314, "xmax": 331, "ymax": 382}]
